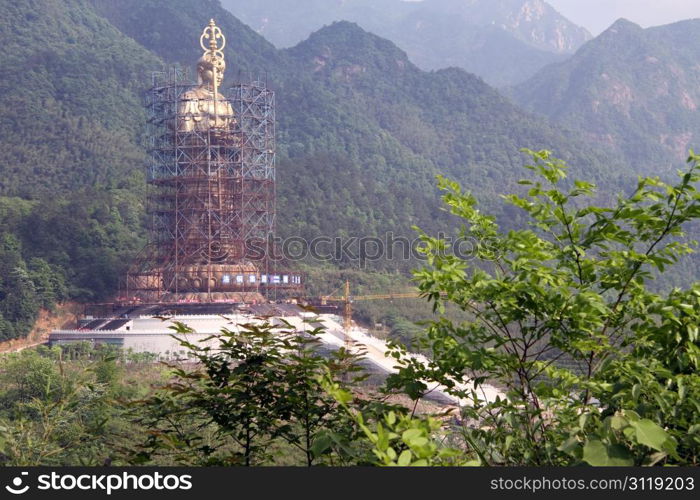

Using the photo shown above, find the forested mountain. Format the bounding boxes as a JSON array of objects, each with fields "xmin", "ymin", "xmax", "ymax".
[
  {"xmin": 0, "ymin": 0, "xmax": 159, "ymax": 195},
  {"xmin": 0, "ymin": 0, "xmax": 690, "ymax": 342},
  {"xmin": 1, "ymin": 2, "xmax": 699, "ymax": 471},
  {"xmin": 220, "ymin": 0, "xmax": 591, "ymax": 86},
  {"xmin": 88, "ymin": 0, "xmax": 625, "ymax": 243},
  {"xmin": 275, "ymin": 21, "xmax": 627, "ymax": 239},
  {"xmin": 512, "ymin": 19, "xmax": 700, "ymax": 175},
  {"xmin": 0, "ymin": 0, "xmax": 155, "ymax": 339}
]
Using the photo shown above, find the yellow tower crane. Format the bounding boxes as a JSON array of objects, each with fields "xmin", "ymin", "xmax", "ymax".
[{"xmin": 319, "ymin": 280, "xmax": 425, "ymax": 348}]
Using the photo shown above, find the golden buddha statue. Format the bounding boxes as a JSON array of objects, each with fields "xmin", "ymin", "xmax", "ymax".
[{"xmin": 177, "ymin": 19, "xmax": 235, "ymax": 133}]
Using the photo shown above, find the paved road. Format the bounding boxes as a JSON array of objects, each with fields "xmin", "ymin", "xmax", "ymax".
[{"xmin": 286, "ymin": 314, "xmax": 504, "ymax": 406}]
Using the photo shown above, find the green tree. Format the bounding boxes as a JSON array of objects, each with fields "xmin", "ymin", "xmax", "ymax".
[
  {"xmin": 0, "ymin": 267, "xmax": 39, "ymax": 341},
  {"xmin": 0, "ymin": 351, "xmax": 61, "ymax": 408},
  {"xmin": 27, "ymin": 258, "xmax": 68, "ymax": 310},
  {"xmin": 0, "ymin": 347, "xmax": 156, "ymax": 467},
  {"xmin": 132, "ymin": 321, "xmax": 372, "ymax": 466},
  {"xmin": 0, "ymin": 312, "xmax": 14, "ymax": 340},
  {"xmin": 382, "ymin": 149, "xmax": 700, "ymax": 466},
  {"xmin": 272, "ymin": 322, "xmax": 368, "ymax": 466}
]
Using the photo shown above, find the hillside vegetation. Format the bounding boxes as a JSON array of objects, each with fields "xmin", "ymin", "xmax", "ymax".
[
  {"xmin": 0, "ymin": 0, "xmax": 154, "ymax": 339},
  {"xmin": 513, "ymin": 19, "xmax": 700, "ymax": 175},
  {"xmin": 0, "ymin": 0, "xmax": 695, "ymax": 341},
  {"xmin": 89, "ymin": 0, "xmax": 627, "ymax": 245},
  {"xmin": 221, "ymin": 0, "xmax": 591, "ymax": 86}
]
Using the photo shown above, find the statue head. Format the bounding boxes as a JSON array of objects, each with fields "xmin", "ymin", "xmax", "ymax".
[
  {"xmin": 197, "ymin": 19, "xmax": 226, "ymax": 91},
  {"xmin": 197, "ymin": 55, "xmax": 225, "ymax": 89}
]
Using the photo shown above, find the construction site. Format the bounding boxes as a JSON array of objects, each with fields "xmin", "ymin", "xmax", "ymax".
[
  {"xmin": 47, "ymin": 20, "xmax": 501, "ymax": 405},
  {"xmin": 126, "ymin": 63, "xmax": 300, "ymax": 303}
]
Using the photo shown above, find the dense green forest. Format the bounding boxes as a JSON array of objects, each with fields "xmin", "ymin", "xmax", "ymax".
[
  {"xmin": 0, "ymin": 0, "xmax": 697, "ymax": 343},
  {"xmin": 0, "ymin": 0, "xmax": 151, "ymax": 339},
  {"xmin": 1, "ymin": 153, "xmax": 698, "ymax": 467},
  {"xmin": 0, "ymin": 0, "xmax": 698, "ymax": 471}
]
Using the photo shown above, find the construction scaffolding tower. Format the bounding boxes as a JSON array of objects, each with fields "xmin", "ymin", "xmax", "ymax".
[{"xmin": 123, "ymin": 68, "xmax": 302, "ymax": 303}]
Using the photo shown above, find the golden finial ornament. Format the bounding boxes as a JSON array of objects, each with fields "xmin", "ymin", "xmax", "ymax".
[{"xmin": 200, "ymin": 18, "xmax": 226, "ymax": 66}]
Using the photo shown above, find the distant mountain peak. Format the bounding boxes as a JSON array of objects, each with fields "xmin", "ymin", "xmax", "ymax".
[
  {"xmin": 221, "ymin": 0, "xmax": 591, "ymax": 86},
  {"xmin": 513, "ymin": 18, "xmax": 700, "ymax": 171},
  {"xmin": 287, "ymin": 21, "xmax": 413, "ymax": 77},
  {"xmin": 312, "ymin": 20, "xmax": 376, "ymax": 39},
  {"xmin": 605, "ymin": 18, "xmax": 643, "ymax": 34},
  {"xmin": 421, "ymin": 0, "xmax": 592, "ymax": 52}
]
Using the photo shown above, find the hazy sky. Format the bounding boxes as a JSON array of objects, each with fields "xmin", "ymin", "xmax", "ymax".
[
  {"xmin": 546, "ymin": 0, "xmax": 700, "ymax": 35},
  {"xmin": 402, "ymin": 1, "xmax": 700, "ymax": 35}
]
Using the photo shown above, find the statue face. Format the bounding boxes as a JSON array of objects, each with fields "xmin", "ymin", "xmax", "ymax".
[{"xmin": 198, "ymin": 60, "xmax": 225, "ymax": 89}]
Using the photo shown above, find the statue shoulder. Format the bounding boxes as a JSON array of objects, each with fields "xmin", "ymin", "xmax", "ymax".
[{"xmin": 181, "ymin": 89, "xmax": 200, "ymax": 101}]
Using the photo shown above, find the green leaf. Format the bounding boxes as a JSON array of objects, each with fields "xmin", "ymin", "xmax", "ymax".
[
  {"xmin": 629, "ymin": 419, "xmax": 676, "ymax": 454},
  {"xmin": 310, "ymin": 433, "xmax": 333, "ymax": 458},
  {"xmin": 609, "ymin": 414, "xmax": 628, "ymax": 431},
  {"xmin": 631, "ymin": 384, "xmax": 641, "ymax": 401},
  {"xmin": 505, "ymin": 435, "xmax": 514, "ymax": 451},
  {"xmin": 582, "ymin": 439, "xmax": 634, "ymax": 466},
  {"xmin": 397, "ymin": 449, "xmax": 412, "ymax": 466},
  {"xmin": 557, "ymin": 436, "xmax": 581, "ymax": 456},
  {"xmin": 402, "ymin": 428, "xmax": 423, "ymax": 444}
]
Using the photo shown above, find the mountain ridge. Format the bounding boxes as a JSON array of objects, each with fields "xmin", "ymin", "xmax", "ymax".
[
  {"xmin": 512, "ymin": 18, "xmax": 700, "ymax": 173},
  {"xmin": 2, "ymin": 0, "xmax": 628, "ymax": 261},
  {"xmin": 1, "ymin": 0, "xmax": 697, "ymax": 341},
  {"xmin": 220, "ymin": 0, "xmax": 591, "ymax": 86}
]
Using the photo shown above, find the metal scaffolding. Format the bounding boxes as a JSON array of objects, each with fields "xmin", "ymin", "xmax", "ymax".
[{"xmin": 124, "ymin": 69, "xmax": 302, "ymax": 303}]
